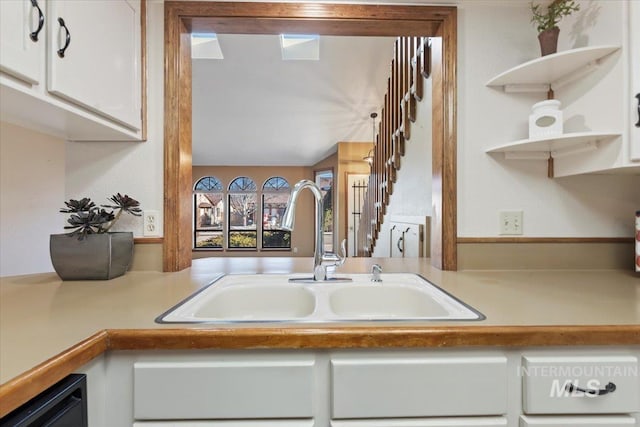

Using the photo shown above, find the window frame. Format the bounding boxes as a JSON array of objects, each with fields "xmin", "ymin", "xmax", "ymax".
[
  {"xmin": 227, "ymin": 176, "xmax": 258, "ymax": 250},
  {"xmin": 193, "ymin": 176, "xmax": 225, "ymax": 250},
  {"xmin": 261, "ymin": 176, "xmax": 292, "ymax": 250}
]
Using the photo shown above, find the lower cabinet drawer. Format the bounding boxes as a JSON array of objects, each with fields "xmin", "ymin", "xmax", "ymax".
[
  {"xmin": 330, "ymin": 355, "xmax": 508, "ymax": 418},
  {"xmin": 133, "ymin": 359, "xmax": 315, "ymax": 420},
  {"xmin": 520, "ymin": 415, "xmax": 637, "ymax": 426},
  {"xmin": 133, "ymin": 422, "xmax": 315, "ymax": 427},
  {"xmin": 522, "ymin": 355, "xmax": 639, "ymax": 414},
  {"xmin": 331, "ymin": 417, "xmax": 508, "ymax": 426}
]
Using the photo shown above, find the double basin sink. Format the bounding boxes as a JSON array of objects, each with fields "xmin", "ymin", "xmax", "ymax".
[{"xmin": 157, "ymin": 273, "xmax": 484, "ymax": 323}]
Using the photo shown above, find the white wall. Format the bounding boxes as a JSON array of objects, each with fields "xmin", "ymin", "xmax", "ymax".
[
  {"xmin": 75, "ymin": 0, "xmax": 636, "ymax": 244},
  {"xmin": 457, "ymin": 0, "xmax": 639, "ymax": 238},
  {"xmin": 17, "ymin": 0, "xmax": 631, "ymax": 277},
  {"xmin": 64, "ymin": 0, "xmax": 165, "ymax": 236},
  {"xmin": 373, "ymin": 75, "xmax": 432, "ymax": 257},
  {"xmin": 0, "ymin": 122, "xmax": 65, "ymax": 276}
]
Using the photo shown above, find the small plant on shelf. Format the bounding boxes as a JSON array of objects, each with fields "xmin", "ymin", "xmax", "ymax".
[
  {"xmin": 60, "ymin": 193, "xmax": 142, "ymax": 239},
  {"xmin": 530, "ymin": 0, "xmax": 580, "ymax": 56}
]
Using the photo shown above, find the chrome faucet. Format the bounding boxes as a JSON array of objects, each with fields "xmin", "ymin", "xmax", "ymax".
[
  {"xmin": 371, "ymin": 264, "xmax": 383, "ymax": 282},
  {"xmin": 282, "ymin": 179, "xmax": 350, "ymax": 282}
]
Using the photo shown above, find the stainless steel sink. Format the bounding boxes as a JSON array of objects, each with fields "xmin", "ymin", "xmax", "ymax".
[{"xmin": 157, "ymin": 273, "xmax": 484, "ymax": 323}]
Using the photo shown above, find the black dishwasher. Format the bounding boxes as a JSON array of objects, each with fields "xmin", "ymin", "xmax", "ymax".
[{"xmin": 0, "ymin": 374, "xmax": 87, "ymax": 427}]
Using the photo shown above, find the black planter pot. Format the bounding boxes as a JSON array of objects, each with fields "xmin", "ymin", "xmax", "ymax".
[{"xmin": 50, "ymin": 232, "xmax": 134, "ymax": 280}]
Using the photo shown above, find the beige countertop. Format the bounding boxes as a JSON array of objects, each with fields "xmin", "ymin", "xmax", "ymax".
[{"xmin": 1, "ymin": 257, "xmax": 639, "ymax": 414}]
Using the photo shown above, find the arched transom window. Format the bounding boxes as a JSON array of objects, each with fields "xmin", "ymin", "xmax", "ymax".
[
  {"xmin": 193, "ymin": 176, "xmax": 224, "ymax": 248},
  {"xmin": 262, "ymin": 177, "xmax": 291, "ymax": 249},
  {"xmin": 228, "ymin": 176, "xmax": 257, "ymax": 248}
]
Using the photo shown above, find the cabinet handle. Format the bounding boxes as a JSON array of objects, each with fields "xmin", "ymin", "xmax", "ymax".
[
  {"xmin": 29, "ymin": 0, "xmax": 44, "ymax": 42},
  {"xmin": 57, "ymin": 17, "xmax": 71, "ymax": 58},
  {"xmin": 565, "ymin": 381, "xmax": 616, "ymax": 396},
  {"xmin": 635, "ymin": 93, "xmax": 639, "ymax": 127}
]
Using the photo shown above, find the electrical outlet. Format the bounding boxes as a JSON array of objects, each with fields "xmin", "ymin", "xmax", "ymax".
[
  {"xmin": 499, "ymin": 210, "xmax": 523, "ymax": 235},
  {"xmin": 143, "ymin": 210, "xmax": 160, "ymax": 236}
]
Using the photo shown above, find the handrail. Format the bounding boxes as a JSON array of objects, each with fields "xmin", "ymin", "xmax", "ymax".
[{"xmin": 357, "ymin": 37, "xmax": 429, "ymax": 256}]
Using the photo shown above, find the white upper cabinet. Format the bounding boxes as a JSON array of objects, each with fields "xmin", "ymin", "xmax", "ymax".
[
  {"xmin": 47, "ymin": 0, "xmax": 141, "ymax": 130},
  {"xmin": 0, "ymin": 0, "xmax": 45, "ymax": 85},
  {"xmin": 0, "ymin": 0, "xmax": 143, "ymax": 141}
]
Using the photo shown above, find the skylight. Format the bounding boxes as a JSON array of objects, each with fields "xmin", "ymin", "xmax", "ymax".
[
  {"xmin": 280, "ymin": 34, "xmax": 320, "ymax": 60},
  {"xmin": 191, "ymin": 33, "xmax": 224, "ymax": 59}
]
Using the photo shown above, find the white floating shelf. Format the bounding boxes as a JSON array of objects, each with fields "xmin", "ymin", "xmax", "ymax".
[
  {"xmin": 486, "ymin": 131, "xmax": 621, "ymax": 159},
  {"xmin": 486, "ymin": 46, "xmax": 620, "ymax": 92}
]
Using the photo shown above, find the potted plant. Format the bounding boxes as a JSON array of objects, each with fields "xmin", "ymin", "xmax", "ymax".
[
  {"xmin": 530, "ymin": 0, "xmax": 580, "ymax": 56},
  {"xmin": 50, "ymin": 193, "xmax": 142, "ymax": 280}
]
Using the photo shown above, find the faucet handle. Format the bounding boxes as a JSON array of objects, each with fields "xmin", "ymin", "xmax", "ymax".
[
  {"xmin": 371, "ymin": 264, "xmax": 382, "ymax": 282},
  {"xmin": 336, "ymin": 239, "xmax": 348, "ymax": 266},
  {"xmin": 322, "ymin": 239, "xmax": 347, "ymax": 267}
]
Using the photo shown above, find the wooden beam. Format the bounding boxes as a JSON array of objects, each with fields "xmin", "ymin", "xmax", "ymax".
[{"xmin": 163, "ymin": 2, "xmax": 458, "ymax": 271}]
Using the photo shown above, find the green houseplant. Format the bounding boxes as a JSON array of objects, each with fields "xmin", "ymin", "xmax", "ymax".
[
  {"xmin": 530, "ymin": 0, "xmax": 580, "ymax": 56},
  {"xmin": 50, "ymin": 194, "xmax": 142, "ymax": 280}
]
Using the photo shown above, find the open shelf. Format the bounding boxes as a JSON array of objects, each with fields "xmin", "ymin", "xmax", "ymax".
[
  {"xmin": 486, "ymin": 131, "xmax": 621, "ymax": 159},
  {"xmin": 486, "ymin": 46, "xmax": 620, "ymax": 92}
]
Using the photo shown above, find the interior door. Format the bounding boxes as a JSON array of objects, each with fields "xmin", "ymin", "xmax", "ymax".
[{"xmin": 346, "ymin": 174, "xmax": 368, "ymax": 257}]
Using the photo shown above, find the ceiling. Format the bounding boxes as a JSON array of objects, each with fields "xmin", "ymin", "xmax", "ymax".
[{"xmin": 192, "ymin": 34, "xmax": 395, "ymax": 166}]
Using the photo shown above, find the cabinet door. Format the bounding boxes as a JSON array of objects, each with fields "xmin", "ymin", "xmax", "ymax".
[
  {"xmin": 0, "ymin": 0, "xmax": 44, "ymax": 84},
  {"xmin": 520, "ymin": 415, "xmax": 636, "ymax": 426},
  {"xmin": 522, "ymin": 355, "xmax": 639, "ymax": 415},
  {"xmin": 331, "ymin": 417, "xmax": 508, "ymax": 426},
  {"xmin": 133, "ymin": 359, "xmax": 315, "ymax": 420},
  {"xmin": 133, "ymin": 422, "xmax": 314, "ymax": 427},
  {"xmin": 46, "ymin": 0, "xmax": 140, "ymax": 130},
  {"xmin": 630, "ymin": 0, "xmax": 640, "ymax": 161},
  {"xmin": 331, "ymin": 355, "xmax": 508, "ymax": 419}
]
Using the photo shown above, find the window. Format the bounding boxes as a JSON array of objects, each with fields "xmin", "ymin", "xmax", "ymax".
[
  {"xmin": 228, "ymin": 177, "xmax": 257, "ymax": 248},
  {"xmin": 262, "ymin": 177, "xmax": 291, "ymax": 249},
  {"xmin": 194, "ymin": 176, "xmax": 224, "ymax": 248},
  {"xmin": 279, "ymin": 34, "xmax": 320, "ymax": 61},
  {"xmin": 191, "ymin": 33, "xmax": 224, "ymax": 59}
]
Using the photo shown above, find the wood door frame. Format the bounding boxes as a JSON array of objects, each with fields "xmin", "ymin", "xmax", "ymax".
[{"xmin": 163, "ymin": 1, "xmax": 457, "ymax": 271}]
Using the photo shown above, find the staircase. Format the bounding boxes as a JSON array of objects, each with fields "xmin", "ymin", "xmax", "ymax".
[{"xmin": 356, "ymin": 37, "xmax": 431, "ymax": 256}]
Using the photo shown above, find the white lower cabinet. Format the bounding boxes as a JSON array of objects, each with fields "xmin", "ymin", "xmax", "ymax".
[
  {"xmin": 133, "ymin": 358, "xmax": 315, "ymax": 420},
  {"xmin": 520, "ymin": 415, "xmax": 637, "ymax": 426},
  {"xmin": 330, "ymin": 355, "xmax": 508, "ymax": 418},
  {"xmin": 522, "ymin": 355, "xmax": 639, "ymax": 415},
  {"xmin": 132, "ymin": 422, "xmax": 314, "ymax": 427},
  {"xmin": 80, "ymin": 347, "xmax": 639, "ymax": 427},
  {"xmin": 330, "ymin": 418, "xmax": 508, "ymax": 426}
]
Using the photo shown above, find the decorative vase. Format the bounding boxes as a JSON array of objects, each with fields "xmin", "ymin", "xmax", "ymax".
[
  {"xmin": 529, "ymin": 99, "xmax": 563, "ymax": 139},
  {"xmin": 50, "ymin": 232, "xmax": 134, "ymax": 280},
  {"xmin": 538, "ymin": 27, "xmax": 560, "ymax": 56}
]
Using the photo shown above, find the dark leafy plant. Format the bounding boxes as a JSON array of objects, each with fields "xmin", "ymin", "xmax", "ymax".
[
  {"xmin": 60, "ymin": 194, "xmax": 141, "ymax": 239},
  {"xmin": 530, "ymin": 0, "xmax": 580, "ymax": 33}
]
